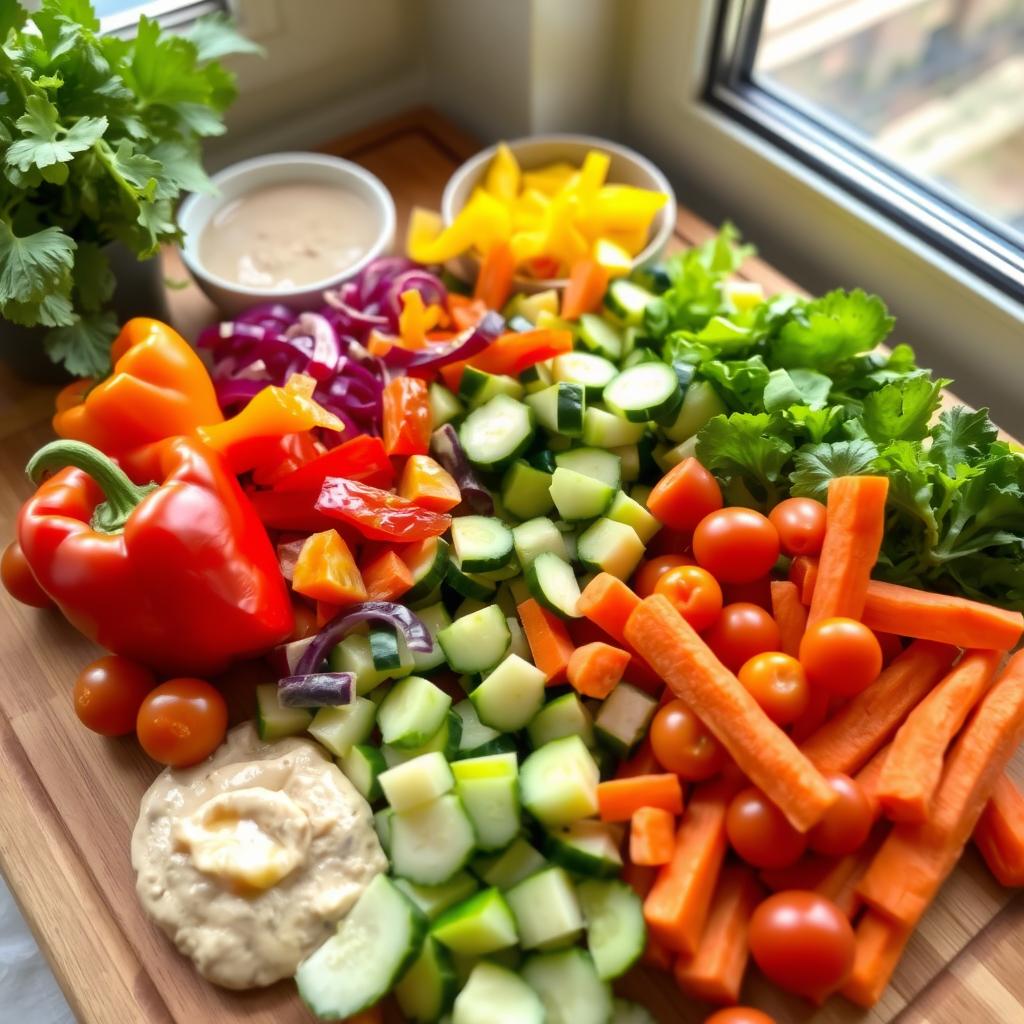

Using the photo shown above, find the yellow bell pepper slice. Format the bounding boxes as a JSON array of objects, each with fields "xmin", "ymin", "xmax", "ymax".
[
  {"xmin": 593, "ymin": 237, "xmax": 633, "ymax": 277},
  {"xmin": 522, "ymin": 162, "xmax": 578, "ymax": 196},
  {"xmin": 509, "ymin": 230, "xmax": 548, "ymax": 264},
  {"xmin": 484, "ymin": 142, "xmax": 521, "ymax": 203},
  {"xmin": 406, "ymin": 207, "xmax": 445, "ymax": 264},
  {"xmin": 590, "ymin": 185, "xmax": 667, "ymax": 232},
  {"xmin": 604, "ymin": 226, "xmax": 651, "ymax": 257},
  {"xmin": 576, "ymin": 150, "xmax": 611, "ymax": 197}
]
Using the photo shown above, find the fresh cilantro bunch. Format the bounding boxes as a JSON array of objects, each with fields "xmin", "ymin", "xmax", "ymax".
[
  {"xmin": 0, "ymin": 1, "xmax": 261, "ymax": 375},
  {"xmin": 640, "ymin": 225, "xmax": 1024, "ymax": 608}
]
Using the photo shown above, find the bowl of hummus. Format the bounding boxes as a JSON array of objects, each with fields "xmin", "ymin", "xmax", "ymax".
[{"xmin": 132, "ymin": 722, "xmax": 386, "ymax": 990}]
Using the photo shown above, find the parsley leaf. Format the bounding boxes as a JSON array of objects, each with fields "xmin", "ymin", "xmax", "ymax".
[
  {"xmin": 697, "ymin": 413, "xmax": 794, "ymax": 507},
  {"xmin": 186, "ymin": 12, "xmax": 266, "ymax": 62},
  {"xmin": 0, "ymin": 221, "xmax": 76, "ymax": 305},
  {"xmin": 789, "ymin": 439, "xmax": 880, "ymax": 502},
  {"xmin": 5, "ymin": 95, "xmax": 107, "ymax": 171},
  {"xmin": 861, "ymin": 373, "xmax": 949, "ymax": 443},
  {"xmin": 44, "ymin": 310, "xmax": 118, "ymax": 377},
  {"xmin": 928, "ymin": 406, "xmax": 999, "ymax": 475},
  {"xmin": 764, "ymin": 368, "xmax": 832, "ymax": 412},
  {"xmin": 700, "ymin": 356, "xmax": 771, "ymax": 413}
]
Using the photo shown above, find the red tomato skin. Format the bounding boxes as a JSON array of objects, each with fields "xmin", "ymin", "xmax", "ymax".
[
  {"xmin": 73, "ymin": 656, "xmax": 156, "ymax": 736},
  {"xmin": 726, "ymin": 787, "xmax": 808, "ymax": 869},
  {"xmin": 650, "ymin": 698, "xmax": 727, "ymax": 781},
  {"xmin": 634, "ymin": 554, "xmax": 696, "ymax": 598},
  {"xmin": 693, "ymin": 508, "xmax": 780, "ymax": 584},
  {"xmin": 1, "ymin": 540, "xmax": 53, "ymax": 608},
  {"xmin": 800, "ymin": 617, "xmax": 883, "ymax": 697},
  {"xmin": 704, "ymin": 1010, "xmax": 777, "ymax": 1024},
  {"xmin": 807, "ymin": 773, "xmax": 875, "ymax": 856},
  {"xmin": 648, "ymin": 458, "xmax": 723, "ymax": 532},
  {"xmin": 704, "ymin": 603, "xmax": 781, "ymax": 673},
  {"xmin": 769, "ymin": 497, "xmax": 827, "ymax": 557},
  {"xmin": 654, "ymin": 565, "xmax": 723, "ymax": 632},
  {"xmin": 136, "ymin": 678, "xmax": 228, "ymax": 767}
]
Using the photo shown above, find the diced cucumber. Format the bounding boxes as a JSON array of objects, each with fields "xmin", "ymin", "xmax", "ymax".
[
  {"xmin": 450, "ymin": 946, "xmax": 522, "ymax": 987},
  {"xmin": 521, "ymin": 949, "xmax": 612, "ymax": 1024},
  {"xmin": 338, "ymin": 743, "xmax": 386, "ymax": 802},
  {"xmin": 307, "ymin": 698, "xmax": 377, "ymax": 758},
  {"xmin": 477, "ymin": 560, "xmax": 522, "ymax": 583},
  {"xmin": 404, "ymin": 537, "xmax": 452, "ymax": 605},
  {"xmin": 446, "ymin": 559, "xmax": 498, "ymax": 601},
  {"xmin": 655, "ymin": 435, "xmax": 698, "ymax": 471},
  {"xmin": 612, "ymin": 443, "xmax": 641, "ymax": 482},
  {"xmin": 382, "ymin": 710, "xmax": 462, "ymax": 766},
  {"xmin": 500, "ymin": 460, "xmax": 554, "ymax": 520},
  {"xmin": 662, "ymin": 378, "xmax": 727, "ymax": 442},
  {"xmin": 255, "ymin": 683, "xmax": 312, "ymax": 740},
  {"xmin": 391, "ymin": 794, "xmax": 476, "ymax": 884},
  {"xmin": 506, "ymin": 615, "xmax": 531, "ymax": 662},
  {"xmin": 594, "ymin": 683, "xmax": 658, "ymax": 756},
  {"xmin": 380, "ymin": 751, "xmax": 455, "ymax": 812},
  {"xmin": 459, "ymin": 367, "xmax": 523, "ymax": 407},
  {"xmin": 411, "ymin": 601, "xmax": 452, "ymax": 673},
  {"xmin": 621, "ymin": 346, "xmax": 661, "ymax": 369},
  {"xmin": 526, "ymin": 383, "xmax": 586, "ymax": 438},
  {"xmin": 612, "ymin": 999, "xmax": 658, "ymax": 1024},
  {"xmin": 528, "ymin": 447, "xmax": 557, "ymax": 473},
  {"xmin": 576, "ymin": 879, "xmax": 646, "ymax": 980},
  {"xmin": 395, "ymin": 872, "xmax": 480, "ymax": 920},
  {"xmin": 506, "ymin": 866, "xmax": 583, "ymax": 950},
  {"xmin": 517, "ymin": 289, "xmax": 559, "ymax": 323},
  {"xmin": 373, "ymin": 808, "xmax": 392, "ymax": 854},
  {"xmin": 470, "ymin": 654, "xmax": 546, "ymax": 731},
  {"xmin": 472, "ymin": 836, "xmax": 548, "ymax": 890},
  {"xmin": 452, "ymin": 752, "xmax": 520, "ymax": 851},
  {"xmin": 554, "ymin": 447, "xmax": 622, "ymax": 489},
  {"xmin": 453, "ymin": 961, "xmax": 545, "ymax": 1024},
  {"xmin": 528, "ymin": 692, "xmax": 595, "ymax": 749},
  {"xmin": 459, "ymin": 394, "xmax": 534, "ymax": 471},
  {"xmin": 520, "ymin": 735, "xmax": 599, "ymax": 826},
  {"xmin": 328, "ymin": 634, "xmax": 392, "ymax": 696},
  {"xmin": 604, "ymin": 362, "xmax": 683, "ymax": 425},
  {"xmin": 577, "ymin": 313, "xmax": 623, "ymax": 360},
  {"xmin": 576, "ymin": 518, "xmax": 645, "ymax": 579},
  {"xmin": 524, "ymin": 552, "xmax": 581, "ymax": 619},
  {"xmin": 551, "ymin": 352, "xmax": 618, "ymax": 398},
  {"xmin": 437, "ymin": 604, "xmax": 511, "ymax": 674},
  {"xmin": 606, "ymin": 490, "xmax": 661, "ymax": 543},
  {"xmin": 429, "ymin": 382, "xmax": 464, "ymax": 427},
  {"xmin": 451, "ymin": 516, "xmax": 514, "ymax": 573},
  {"xmin": 395, "ymin": 935, "xmax": 458, "ymax": 1024},
  {"xmin": 453, "ymin": 699, "xmax": 502, "ymax": 755},
  {"xmin": 377, "ymin": 675, "xmax": 452, "ymax": 750},
  {"xmin": 549, "ymin": 467, "xmax": 615, "ymax": 521},
  {"xmin": 369, "ymin": 623, "xmax": 403, "ymax": 671},
  {"xmin": 605, "ymin": 279, "xmax": 656, "ymax": 326},
  {"xmin": 545, "ymin": 820, "xmax": 623, "ymax": 879},
  {"xmin": 296, "ymin": 875, "xmax": 427, "ymax": 1019},
  {"xmin": 581, "ymin": 407, "xmax": 647, "ymax": 448},
  {"xmin": 431, "ymin": 887, "xmax": 518, "ymax": 955},
  {"xmin": 512, "ymin": 516, "xmax": 568, "ymax": 567}
]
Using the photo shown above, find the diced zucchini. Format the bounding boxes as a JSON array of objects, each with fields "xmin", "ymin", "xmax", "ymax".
[
  {"xmin": 528, "ymin": 692, "xmax": 595, "ymax": 749},
  {"xmin": 550, "ymin": 352, "xmax": 618, "ymax": 398},
  {"xmin": 404, "ymin": 537, "xmax": 452, "ymax": 605},
  {"xmin": 451, "ymin": 752, "xmax": 520, "ymax": 852},
  {"xmin": 338, "ymin": 743, "xmax": 386, "ymax": 802},
  {"xmin": 453, "ymin": 699, "xmax": 502, "ymax": 756},
  {"xmin": 577, "ymin": 313, "xmax": 623, "ymax": 360},
  {"xmin": 662, "ymin": 379, "xmax": 727, "ymax": 442},
  {"xmin": 459, "ymin": 367, "xmax": 523, "ymax": 407},
  {"xmin": 606, "ymin": 490, "xmax": 661, "ymax": 543},
  {"xmin": 472, "ymin": 836, "xmax": 548, "ymax": 890},
  {"xmin": 307, "ymin": 698, "xmax": 377, "ymax": 758},
  {"xmin": 255, "ymin": 683, "xmax": 312, "ymax": 740},
  {"xmin": 512, "ymin": 516, "xmax": 568, "ymax": 567},
  {"xmin": 612, "ymin": 999, "xmax": 658, "ymax": 1024},
  {"xmin": 506, "ymin": 615, "xmax": 531, "ymax": 661},
  {"xmin": 520, "ymin": 359, "xmax": 553, "ymax": 394},
  {"xmin": 655, "ymin": 435, "xmax": 698, "ymax": 471},
  {"xmin": 470, "ymin": 654, "xmax": 546, "ymax": 731},
  {"xmin": 378, "ymin": 675, "xmax": 452, "ymax": 749},
  {"xmin": 446, "ymin": 559, "xmax": 498, "ymax": 602},
  {"xmin": 394, "ymin": 935, "xmax": 458, "ymax": 1024},
  {"xmin": 382, "ymin": 710, "xmax": 462, "ymax": 766},
  {"xmin": 520, "ymin": 949, "xmax": 612, "ymax": 1024},
  {"xmin": 459, "ymin": 394, "xmax": 534, "ymax": 471},
  {"xmin": 394, "ymin": 871, "xmax": 480, "ymax": 920},
  {"xmin": 576, "ymin": 518, "xmax": 645, "ymax": 579},
  {"xmin": 369, "ymin": 623, "xmax": 403, "ymax": 671},
  {"xmin": 373, "ymin": 808, "xmax": 393, "ymax": 854},
  {"xmin": 517, "ymin": 289, "xmax": 559, "ymax": 323},
  {"xmin": 594, "ymin": 683, "xmax": 658, "ymax": 756},
  {"xmin": 605, "ymin": 279, "xmax": 656, "ymax": 326},
  {"xmin": 581, "ymin": 407, "xmax": 647, "ymax": 448},
  {"xmin": 437, "ymin": 604, "xmax": 511, "ymax": 674},
  {"xmin": 612, "ymin": 443, "xmax": 641, "ymax": 482},
  {"xmin": 328, "ymin": 634, "xmax": 392, "ymax": 696},
  {"xmin": 380, "ymin": 751, "xmax": 455, "ymax": 812},
  {"xmin": 428, "ymin": 382, "xmax": 464, "ymax": 427},
  {"xmin": 451, "ymin": 516, "xmax": 514, "ymax": 573},
  {"xmin": 553, "ymin": 447, "xmax": 621, "ymax": 489},
  {"xmin": 500, "ymin": 460, "xmax": 554, "ymax": 520},
  {"xmin": 520, "ymin": 735, "xmax": 599, "ymax": 827},
  {"xmin": 391, "ymin": 794, "xmax": 477, "ymax": 885},
  {"xmin": 431, "ymin": 887, "xmax": 518, "ymax": 955},
  {"xmin": 576, "ymin": 879, "xmax": 646, "ymax": 980},
  {"xmin": 545, "ymin": 820, "xmax": 623, "ymax": 879},
  {"xmin": 410, "ymin": 601, "xmax": 452, "ymax": 673},
  {"xmin": 526, "ymin": 383, "xmax": 586, "ymax": 438},
  {"xmin": 452, "ymin": 961, "xmax": 545, "ymax": 1024},
  {"xmin": 524, "ymin": 552, "xmax": 581, "ymax": 619},
  {"xmin": 549, "ymin": 467, "xmax": 615, "ymax": 521},
  {"xmin": 604, "ymin": 362, "xmax": 683, "ymax": 425},
  {"xmin": 506, "ymin": 866, "xmax": 583, "ymax": 950}
]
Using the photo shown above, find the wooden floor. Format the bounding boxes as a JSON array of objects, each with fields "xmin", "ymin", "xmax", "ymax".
[{"xmin": 0, "ymin": 107, "xmax": 1020, "ymax": 1024}]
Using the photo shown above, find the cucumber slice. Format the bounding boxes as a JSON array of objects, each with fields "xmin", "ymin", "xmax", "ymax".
[
  {"xmin": 338, "ymin": 743, "xmax": 386, "ymax": 802},
  {"xmin": 446, "ymin": 559, "xmax": 498, "ymax": 602},
  {"xmin": 594, "ymin": 683, "xmax": 658, "ymax": 757},
  {"xmin": 506, "ymin": 866, "xmax": 584, "ymax": 950},
  {"xmin": 452, "ymin": 699, "xmax": 502, "ymax": 756},
  {"xmin": 470, "ymin": 654, "xmax": 546, "ymax": 731},
  {"xmin": 378, "ymin": 675, "xmax": 452, "ymax": 749},
  {"xmin": 520, "ymin": 735, "xmax": 599, "ymax": 826},
  {"xmin": 382, "ymin": 710, "xmax": 462, "ymax": 766},
  {"xmin": 296, "ymin": 875, "xmax": 427, "ymax": 1019},
  {"xmin": 395, "ymin": 935, "xmax": 458, "ymax": 1024},
  {"xmin": 604, "ymin": 362, "xmax": 683, "ymax": 424},
  {"xmin": 431, "ymin": 887, "xmax": 518, "ymax": 955},
  {"xmin": 451, "ymin": 752, "xmax": 520, "ymax": 851},
  {"xmin": 437, "ymin": 604, "xmax": 511, "ymax": 674},
  {"xmin": 453, "ymin": 961, "xmax": 545, "ymax": 1024},
  {"xmin": 612, "ymin": 443, "xmax": 641, "ymax": 482},
  {"xmin": 545, "ymin": 820, "xmax": 623, "ymax": 879},
  {"xmin": 581, "ymin": 407, "xmax": 647, "ymax": 448},
  {"xmin": 472, "ymin": 836, "xmax": 548, "ymax": 890},
  {"xmin": 428, "ymin": 382, "xmax": 464, "ymax": 427},
  {"xmin": 411, "ymin": 601, "xmax": 452, "ymax": 673},
  {"xmin": 554, "ymin": 447, "xmax": 621, "ymax": 489},
  {"xmin": 328, "ymin": 634, "xmax": 392, "ymax": 696},
  {"xmin": 550, "ymin": 352, "xmax": 618, "ymax": 398},
  {"xmin": 395, "ymin": 872, "xmax": 480, "ymax": 920},
  {"xmin": 577, "ymin": 313, "xmax": 623, "ymax": 360},
  {"xmin": 255, "ymin": 683, "xmax": 312, "ymax": 740},
  {"xmin": 521, "ymin": 948, "xmax": 612, "ymax": 1024},
  {"xmin": 576, "ymin": 879, "xmax": 646, "ymax": 980},
  {"xmin": 605, "ymin": 279, "xmax": 655, "ymax": 326},
  {"xmin": 517, "ymin": 289, "xmax": 559, "ymax": 323},
  {"xmin": 500, "ymin": 461, "xmax": 554, "ymax": 520},
  {"xmin": 307, "ymin": 698, "xmax": 377, "ymax": 758},
  {"xmin": 404, "ymin": 537, "xmax": 452, "ymax": 605},
  {"xmin": 528, "ymin": 447, "xmax": 557, "ymax": 473},
  {"xmin": 525, "ymin": 552, "xmax": 581, "ymax": 619},
  {"xmin": 606, "ymin": 491, "xmax": 661, "ymax": 544},
  {"xmin": 459, "ymin": 394, "xmax": 534, "ymax": 471},
  {"xmin": 576, "ymin": 518, "xmax": 645, "ymax": 580},
  {"xmin": 528, "ymin": 692, "xmax": 595, "ymax": 749},
  {"xmin": 459, "ymin": 367, "xmax": 524, "ymax": 406},
  {"xmin": 662, "ymin": 378, "xmax": 728, "ymax": 442},
  {"xmin": 373, "ymin": 808, "xmax": 392, "ymax": 854},
  {"xmin": 519, "ymin": 359, "xmax": 553, "ymax": 395},
  {"xmin": 369, "ymin": 623, "xmax": 402, "ymax": 670},
  {"xmin": 525, "ymin": 383, "xmax": 586, "ymax": 438},
  {"xmin": 380, "ymin": 751, "xmax": 455, "ymax": 812},
  {"xmin": 612, "ymin": 999, "xmax": 658, "ymax": 1024},
  {"xmin": 391, "ymin": 794, "xmax": 477, "ymax": 885},
  {"xmin": 451, "ymin": 516, "xmax": 514, "ymax": 573},
  {"xmin": 506, "ymin": 615, "xmax": 531, "ymax": 662},
  {"xmin": 512, "ymin": 516, "xmax": 568, "ymax": 567},
  {"xmin": 549, "ymin": 467, "xmax": 615, "ymax": 521}
]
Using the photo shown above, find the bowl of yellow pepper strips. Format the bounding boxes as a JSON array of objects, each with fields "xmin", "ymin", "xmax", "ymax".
[{"xmin": 409, "ymin": 135, "xmax": 675, "ymax": 294}]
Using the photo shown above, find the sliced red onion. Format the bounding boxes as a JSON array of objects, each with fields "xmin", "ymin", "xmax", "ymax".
[
  {"xmin": 215, "ymin": 377, "xmax": 266, "ymax": 408},
  {"xmin": 431, "ymin": 423, "xmax": 494, "ymax": 515},
  {"xmin": 360, "ymin": 256, "xmax": 416, "ymax": 304},
  {"xmin": 384, "ymin": 311, "xmax": 505, "ymax": 373},
  {"xmin": 323, "ymin": 290, "xmax": 391, "ymax": 331},
  {"xmin": 384, "ymin": 269, "xmax": 448, "ymax": 324},
  {"xmin": 278, "ymin": 672, "xmax": 355, "ymax": 708},
  {"xmin": 287, "ymin": 312, "xmax": 340, "ymax": 379}
]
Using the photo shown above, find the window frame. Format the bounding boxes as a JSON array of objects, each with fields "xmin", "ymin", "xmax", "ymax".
[{"xmin": 99, "ymin": 0, "xmax": 225, "ymax": 35}]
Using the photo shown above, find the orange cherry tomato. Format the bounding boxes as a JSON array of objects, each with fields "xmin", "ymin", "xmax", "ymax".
[
  {"xmin": 693, "ymin": 507, "xmax": 780, "ymax": 584},
  {"xmin": 769, "ymin": 497, "xmax": 827, "ymax": 557},
  {"xmin": 808, "ymin": 772, "xmax": 874, "ymax": 857},
  {"xmin": 726, "ymin": 787, "xmax": 808, "ymax": 869},
  {"xmin": 73, "ymin": 655, "xmax": 156, "ymax": 737},
  {"xmin": 654, "ymin": 564, "xmax": 723, "ymax": 632},
  {"xmin": 1, "ymin": 540, "xmax": 53, "ymax": 608},
  {"xmin": 136, "ymin": 678, "xmax": 228, "ymax": 767},
  {"xmin": 705, "ymin": 1010, "xmax": 777, "ymax": 1024},
  {"xmin": 650, "ymin": 698, "xmax": 727, "ymax": 781},
  {"xmin": 704, "ymin": 602, "xmax": 781, "ymax": 673},
  {"xmin": 648, "ymin": 458, "xmax": 723, "ymax": 532},
  {"xmin": 800, "ymin": 617, "xmax": 883, "ymax": 697},
  {"xmin": 737, "ymin": 651, "xmax": 810, "ymax": 726},
  {"xmin": 634, "ymin": 553, "xmax": 696, "ymax": 598}
]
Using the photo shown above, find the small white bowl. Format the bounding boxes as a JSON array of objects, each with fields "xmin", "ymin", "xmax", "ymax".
[
  {"xmin": 441, "ymin": 134, "xmax": 677, "ymax": 293},
  {"xmin": 178, "ymin": 152, "xmax": 396, "ymax": 316}
]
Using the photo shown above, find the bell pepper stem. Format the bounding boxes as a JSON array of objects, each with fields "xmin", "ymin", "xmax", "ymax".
[{"xmin": 27, "ymin": 440, "xmax": 158, "ymax": 534}]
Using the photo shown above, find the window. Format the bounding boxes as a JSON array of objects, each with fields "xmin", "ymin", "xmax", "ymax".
[
  {"xmin": 98, "ymin": 0, "xmax": 224, "ymax": 34},
  {"xmin": 706, "ymin": 0, "xmax": 1024, "ymax": 301}
]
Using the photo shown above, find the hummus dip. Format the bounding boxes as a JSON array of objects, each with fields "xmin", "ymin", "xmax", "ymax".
[{"xmin": 131, "ymin": 722, "xmax": 386, "ymax": 989}]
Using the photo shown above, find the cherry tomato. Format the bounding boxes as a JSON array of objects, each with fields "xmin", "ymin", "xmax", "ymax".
[
  {"xmin": 704, "ymin": 602, "xmax": 781, "ymax": 673},
  {"xmin": 654, "ymin": 565, "xmax": 723, "ymax": 632},
  {"xmin": 648, "ymin": 457, "xmax": 723, "ymax": 532},
  {"xmin": 800, "ymin": 617, "xmax": 882, "ymax": 697},
  {"xmin": 726, "ymin": 787, "xmax": 807, "ymax": 869},
  {"xmin": 808, "ymin": 772, "xmax": 874, "ymax": 856},
  {"xmin": 738, "ymin": 652, "xmax": 810, "ymax": 726},
  {"xmin": 136, "ymin": 678, "xmax": 228, "ymax": 767},
  {"xmin": 634, "ymin": 554, "xmax": 696, "ymax": 598},
  {"xmin": 875, "ymin": 630, "xmax": 904, "ymax": 666},
  {"xmin": 705, "ymin": 1010, "xmax": 777, "ymax": 1024},
  {"xmin": 721, "ymin": 576, "xmax": 772, "ymax": 610},
  {"xmin": 650, "ymin": 698, "xmax": 727, "ymax": 780},
  {"xmin": 693, "ymin": 508, "xmax": 780, "ymax": 584},
  {"xmin": 769, "ymin": 497, "xmax": 827, "ymax": 557},
  {"xmin": 748, "ymin": 891, "xmax": 855, "ymax": 1000},
  {"xmin": 73, "ymin": 656, "xmax": 156, "ymax": 737},
  {"xmin": 647, "ymin": 527, "xmax": 692, "ymax": 558},
  {"xmin": 1, "ymin": 541, "xmax": 53, "ymax": 608}
]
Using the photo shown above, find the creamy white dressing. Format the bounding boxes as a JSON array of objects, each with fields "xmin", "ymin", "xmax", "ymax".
[{"xmin": 199, "ymin": 182, "xmax": 379, "ymax": 289}]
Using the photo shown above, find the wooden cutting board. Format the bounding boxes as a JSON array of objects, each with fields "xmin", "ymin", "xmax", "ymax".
[{"xmin": 0, "ymin": 107, "xmax": 1020, "ymax": 1024}]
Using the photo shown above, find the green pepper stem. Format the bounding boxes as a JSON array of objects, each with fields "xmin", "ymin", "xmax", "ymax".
[{"xmin": 27, "ymin": 440, "xmax": 158, "ymax": 534}]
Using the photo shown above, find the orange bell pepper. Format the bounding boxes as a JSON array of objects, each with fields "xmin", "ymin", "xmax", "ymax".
[
  {"xmin": 382, "ymin": 377, "xmax": 432, "ymax": 457},
  {"xmin": 291, "ymin": 529, "xmax": 367, "ymax": 606},
  {"xmin": 399, "ymin": 454, "xmax": 461, "ymax": 512}
]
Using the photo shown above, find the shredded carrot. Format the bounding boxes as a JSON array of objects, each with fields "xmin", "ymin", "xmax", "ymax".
[
  {"xmin": 673, "ymin": 866, "xmax": 763, "ymax": 1005},
  {"xmin": 517, "ymin": 598, "xmax": 575, "ymax": 685},
  {"xmin": 598, "ymin": 774, "xmax": 685, "ymax": 822},
  {"xmin": 631, "ymin": 806, "xmax": 677, "ymax": 866},
  {"xmin": 840, "ymin": 911, "xmax": 912, "ymax": 1008},
  {"xmin": 625, "ymin": 594, "xmax": 837, "ymax": 832},
  {"xmin": 770, "ymin": 580, "xmax": 807, "ymax": 658},
  {"xmin": 473, "ymin": 240, "xmax": 516, "ymax": 312},
  {"xmin": 807, "ymin": 475, "xmax": 889, "ymax": 628},
  {"xmin": 561, "ymin": 257, "xmax": 609, "ymax": 320},
  {"xmin": 877, "ymin": 650, "xmax": 1002, "ymax": 823},
  {"xmin": 359, "ymin": 549, "xmax": 413, "ymax": 603},
  {"xmin": 974, "ymin": 772, "xmax": 1024, "ymax": 887},
  {"xmin": 799, "ymin": 640, "xmax": 958, "ymax": 775},
  {"xmin": 857, "ymin": 650, "xmax": 1024, "ymax": 928},
  {"xmin": 567, "ymin": 641, "xmax": 631, "ymax": 699}
]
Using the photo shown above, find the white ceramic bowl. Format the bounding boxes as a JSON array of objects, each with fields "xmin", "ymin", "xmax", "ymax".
[
  {"xmin": 178, "ymin": 152, "xmax": 396, "ymax": 316},
  {"xmin": 441, "ymin": 134, "xmax": 677, "ymax": 293}
]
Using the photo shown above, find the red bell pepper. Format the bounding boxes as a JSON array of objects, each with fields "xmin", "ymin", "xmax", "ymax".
[
  {"xmin": 273, "ymin": 435, "xmax": 394, "ymax": 493},
  {"xmin": 439, "ymin": 328, "xmax": 573, "ymax": 390},
  {"xmin": 382, "ymin": 377, "xmax": 432, "ymax": 457},
  {"xmin": 18, "ymin": 437, "xmax": 293, "ymax": 675},
  {"xmin": 316, "ymin": 477, "xmax": 451, "ymax": 542}
]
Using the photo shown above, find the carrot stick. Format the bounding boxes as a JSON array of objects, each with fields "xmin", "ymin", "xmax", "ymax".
[
  {"xmin": 517, "ymin": 598, "xmax": 574, "ymax": 685},
  {"xmin": 561, "ymin": 257, "xmax": 609, "ymax": 320},
  {"xmin": 359, "ymin": 549, "xmax": 413, "ymax": 603},
  {"xmin": 626, "ymin": 594, "xmax": 837, "ymax": 832},
  {"xmin": 771, "ymin": 580, "xmax": 807, "ymax": 657},
  {"xmin": 840, "ymin": 911, "xmax": 912, "ymax": 1008},
  {"xmin": 788, "ymin": 555, "xmax": 819, "ymax": 604},
  {"xmin": 816, "ymin": 827, "xmax": 886, "ymax": 919},
  {"xmin": 857, "ymin": 650, "xmax": 1024, "ymax": 928},
  {"xmin": 877, "ymin": 650, "xmax": 1002, "ymax": 823},
  {"xmin": 567, "ymin": 641, "xmax": 631, "ymax": 699},
  {"xmin": 631, "ymin": 806, "xmax": 677, "ymax": 866},
  {"xmin": 807, "ymin": 475, "xmax": 889, "ymax": 628},
  {"xmin": 672, "ymin": 866, "xmax": 763, "ymax": 1005},
  {"xmin": 617, "ymin": 736, "xmax": 661, "ymax": 779},
  {"xmin": 643, "ymin": 774, "xmax": 741, "ymax": 953},
  {"xmin": 598, "ymin": 774, "xmax": 685, "ymax": 822},
  {"xmin": 854, "ymin": 742, "xmax": 892, "ymax": 823},
  {"xmin": 973, "ymin": 772, "xmax": 1024, "ymax": 887},
  {"xmin": 474, "ymin": 240, "xmax": 516, "ymax": 312},
  {"xmin": 799, "ymin": 640, "xmax": 958, "ymax": 775}
]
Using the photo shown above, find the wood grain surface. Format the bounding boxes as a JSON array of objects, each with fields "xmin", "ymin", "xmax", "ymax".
[{"xmin": 0, "ymin": 107, "xmax": 1019, "ymax": 1024}]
